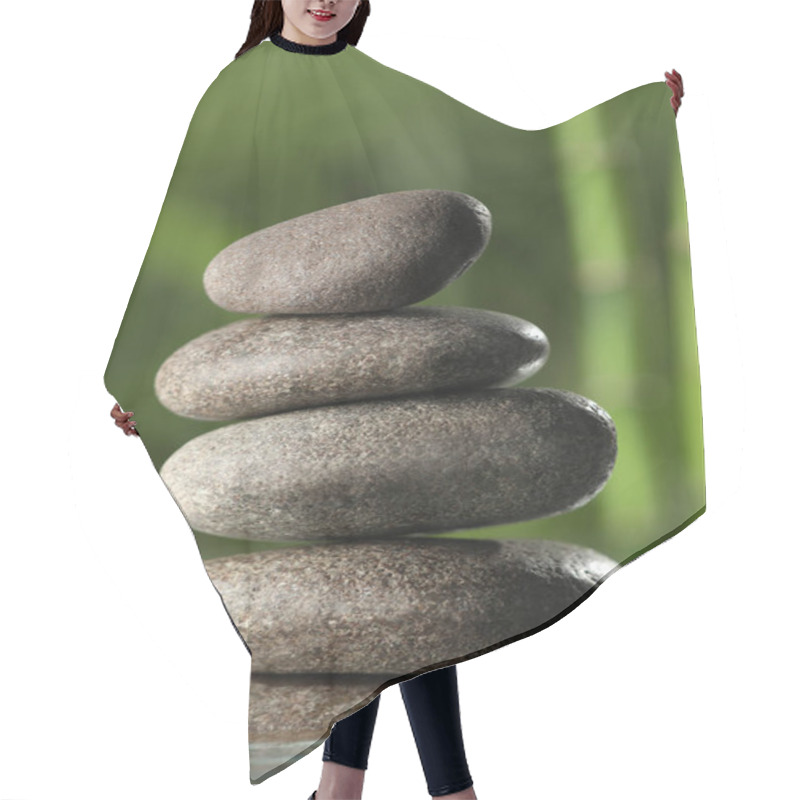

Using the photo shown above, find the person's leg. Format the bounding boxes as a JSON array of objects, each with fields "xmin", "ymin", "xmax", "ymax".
[
  {"xmin": 400, "ymin": 665, "xmax": 476, "ymax": 798},
  {"xmin": 315, "ymin": 694, "xmax": 382, "ymax": 800}
]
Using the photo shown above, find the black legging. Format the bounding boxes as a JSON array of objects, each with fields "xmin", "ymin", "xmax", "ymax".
[{"xmin": 322, "ymin": 664, "xmax": 474, "ymax": 797}]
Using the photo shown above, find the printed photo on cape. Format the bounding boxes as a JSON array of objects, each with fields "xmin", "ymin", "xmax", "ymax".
[{"xmin": 2, "ymin": 2, "xmax": 794, "ymax": 799}]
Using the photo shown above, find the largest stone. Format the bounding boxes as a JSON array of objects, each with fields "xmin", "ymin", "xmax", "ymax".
[
  {"xmin": 160, "ymin": 387, "xmax": 617, "ymax": 541},
  {"xmin": 204, "ymin": 538, "xmax": 617, "ymax": 673},
  {"xmin": 203, "ymin": 190, "xmax": 492, "ymax": 314}
]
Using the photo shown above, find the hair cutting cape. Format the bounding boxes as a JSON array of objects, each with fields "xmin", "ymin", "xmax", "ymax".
[{"xmin": 104, "ymin": 36, "xmax": 704, "ymax": 783}]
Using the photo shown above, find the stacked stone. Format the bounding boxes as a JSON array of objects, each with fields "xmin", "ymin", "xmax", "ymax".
[{"xmin": 155, "ymin": 190, "xmax": 618, "ymax": 777}]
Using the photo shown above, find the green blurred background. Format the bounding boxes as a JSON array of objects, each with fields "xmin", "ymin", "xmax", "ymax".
[{"xmin": 105, "ymin": 43, "xmax": 704, "ymax": 564}]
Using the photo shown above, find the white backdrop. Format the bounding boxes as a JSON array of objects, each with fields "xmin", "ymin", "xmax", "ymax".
[{"xmin": 2, "ymin": 2, "xmax": 796, "ymax": 798}]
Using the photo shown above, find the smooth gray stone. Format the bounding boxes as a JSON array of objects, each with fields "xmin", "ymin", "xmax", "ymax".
[
  {"xmin": 205, "ymin": 538, "xmax": 617, "ymax": 673},
  {"xmin": 247, "ymin": 674, "xmax": 391, "ymax": 744},
  {"xmin": 154, "ymin": 307, "xmax": 549, "ymax": 421},
  {"xmin": 160, "ymin": 388, "xmax": 617, "ymax": 541},
  {"xmin": 203, "ymin": 190, "xmax": 492, "ymax": 314}
]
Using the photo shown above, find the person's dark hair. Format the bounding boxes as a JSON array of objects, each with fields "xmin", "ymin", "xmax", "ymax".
[{"xmin": 236, "ymin": 1, "xmax": 371, "ymax": 59}]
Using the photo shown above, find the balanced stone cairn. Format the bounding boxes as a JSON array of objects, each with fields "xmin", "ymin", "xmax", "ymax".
[{"xmin": 155, "ymin": 190, "xmax": 618, "ymax": 778}]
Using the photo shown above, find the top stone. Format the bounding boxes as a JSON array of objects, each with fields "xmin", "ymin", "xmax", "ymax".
[{"xmin": 203, "ymin": 190, "xmax": 492, "ymax": 314}]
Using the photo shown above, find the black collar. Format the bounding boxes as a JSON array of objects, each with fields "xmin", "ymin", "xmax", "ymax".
[{"xmin": 270, "ymin": 31, "xmax": 348, "ymax": 55}]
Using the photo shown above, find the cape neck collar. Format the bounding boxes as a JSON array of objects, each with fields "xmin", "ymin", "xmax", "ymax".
[{"xmin": 270, "ymin": 31, "xmax": 348, "ymax": 55}]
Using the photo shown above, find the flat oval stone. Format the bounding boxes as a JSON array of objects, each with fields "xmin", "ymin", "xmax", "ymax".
[
  {"xmin": 154, "ymin": 307, "xmax": 549, "ymax": 421},
  {"xmin": 160, "ymin": 388, "xmax": 617, "ymax": 541},
  {"xmin": 203, "ymin": 190, "xmax": 492, "ymax": 314},
  {"xmin": 204, "ymin": 538, "xmax": 617, "ymax": 673}
]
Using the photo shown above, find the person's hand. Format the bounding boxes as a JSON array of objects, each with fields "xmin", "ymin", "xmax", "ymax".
[
  {"xmin": 111, "ymin": 402, "xmax": 139, "ymax": 436},
  {"xmin": 665, "ymin": 68, "xmax": 684, "ymax": 116}
]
